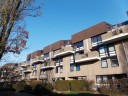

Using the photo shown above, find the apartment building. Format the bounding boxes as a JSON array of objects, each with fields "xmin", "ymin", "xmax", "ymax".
[
  {"xmin": 18, "ymin": 20, "xmax": 128, "ymax": 85},
  {"xmin": 20, "ymin": 50, "xmax": 43, "ymax": 81}
]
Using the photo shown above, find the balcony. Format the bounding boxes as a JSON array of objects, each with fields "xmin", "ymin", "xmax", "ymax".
[
  {"xmin": 30, "ymin": 75, "xmax": 37, "ymax": 80},
  {"xmin": 20, "ymin": 64, "xmax": 26, "ymax": 68},
  {"xmin": 74, "ymin": 46, "xmax": 84, "ymax": 52},
  {"xmin": 33, "ymin": 67, "xmax": 37, "ymax": 70},
  {"xmin": 41, "ymin": 66, "xmax": 55, "ymax": 70},
  {"xmin": 102, "ymin": 25, "xmax": 128, "ymax": 44},
  {"xmin": 40, "ymin": 74, "xmax": 47, "ymax": 79},
  {"xmin": 23, "ymin": 68, "xmax": 32, "ymax": 73},
  {"xmin": 31, "ymin": 56, "xmax": 44, "ymax": 66},
  {"xmin": 55, "ymin": 62, "xmax": 63, "ymax": 66},
  {"xmin": 53, "ymin": 46, "xmax": 74, "ymax": 58},
  {"xmin": 75, "ymin": 51, "xmax": 100, "ymax": 63}
]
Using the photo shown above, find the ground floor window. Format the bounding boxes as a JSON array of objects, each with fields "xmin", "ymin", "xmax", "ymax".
[
  {"xmin": 96, "ymin": 74, "xmax": 127, "ymax": 83},
  {"xmin": 110, "ymin": 56, "xmax": 119, "ymax": 67},
  {"xmin": 70, "ymin": 76, "xmax": 86, "ymax": 80},
  {"xmin": 60, "ymin": 66, "xmax": 63, "ymax": 73}
]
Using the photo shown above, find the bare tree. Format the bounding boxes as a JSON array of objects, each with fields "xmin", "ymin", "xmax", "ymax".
[{"xmin": 0, "ymin": 0, "xmax": 42, "ymax": 60}]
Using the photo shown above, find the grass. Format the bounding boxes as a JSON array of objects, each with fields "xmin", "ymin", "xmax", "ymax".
[
  {"xmin": 63, "ymin": 91, "xmax": 94, "ymax": 94},
  {"xmin": 55, "ymin": 91, "xmax": 109, "ymax": 96}
]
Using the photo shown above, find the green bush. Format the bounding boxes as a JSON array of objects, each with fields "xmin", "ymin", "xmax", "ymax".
[
  {"xmin": 55, "ymin": 80, "xmax": 70, "ymax": 91},
  {"xmin": 55, "ymin": 80, "xmax": 94, "ymax": 91},
  {"xmin": 29, "ymin": 80, "xmax": 43, "ymax": 89},
  {"xmin": 12, "ymin": 82, "xmax": 27, "ymax": 92},
  {"xmin": 34, "ymin": 84, "xmax": 52, "ymax": 96},
  {"xmin": 42, "ymin": 82, "xmax": 53, "ymax": 91},
  {"xmin": 24, "ymin": 84, "xmax": 33, "ymax": 93},
  {"xmin": 70, "ymin": 80, "xmax": 85, "ymax": 91}
]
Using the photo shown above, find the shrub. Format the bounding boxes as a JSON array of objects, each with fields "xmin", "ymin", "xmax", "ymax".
[
  {"xmin": 29, "ymin": 80, "xmax": 43, "ymax": 89},
  {"xmin": 55, "ymin": 80, "xmax": 70, "ymax": 91},
  {"xmin": 70, "ymin": 80, "xmax": 85, "ymax": 91},
  {"xmin": 99, "ymin": 78, "xmax": 128, "ymax": 95},
  {"xmin": 12, "ymin": 82, "xmax": 27, "ymax": 92},
  {"xmin": 84, "ymin": 80, "xmax": 94, "ymax": 91},
  {"xmin": 34, "ymin": 84, "xmax": 52, "ymax": 96},
  {"xmin": 24, "ymin": 84, "xmax": 33, "ymax": 93},
  {"xmin": 42, "ymin": 82, "xmax": 53, "ymax": 91}
]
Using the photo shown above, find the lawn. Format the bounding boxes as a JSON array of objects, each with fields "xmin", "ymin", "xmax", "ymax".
[{"xmin": 55, "ymin": 91, "xmax": 109, "ymax": 96}]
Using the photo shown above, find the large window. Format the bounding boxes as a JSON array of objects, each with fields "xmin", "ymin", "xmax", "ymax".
[
  {"xmin": 70, "ymin": 64, "xmax": 74, "ymax": 72},
  {"xmin": 110, "ymin": 56, "xmax": 119, "ymax": 67},
  {"xmin": 108, "ymin": 45, "xmax": 116, "ymax": 56},
  {"xmin": 91, "ymin": 35, "xmax": 102, "ymax": 46},
  {"xmin": 101, "ymin": 59, "xmax": 108, "ymax": 68},
  {"xmin": 55, "ymin": 58, "xmax": 63, "ymax": 66},
  {"xmin": 56, "ymin": 67, "xmax": 58, "ymax": 73},
  {"xmin": 99, "ymin": 46, "xmax": 108, "ymax": 58},
  {"xmin": 73, "ymin": 41, "xmax": 83, "ymax": 48},
  {"xmin": 60, "ymin": 66, "xmax": 63, "ymax": 73},
  {"xmin": 76, "ymin": 64, "xmax": 80, "ymax": 71},
  {"xmin": 99, "ymin": 45, "xmax": 116, "ymax": 58},
  {"xmin": 44, "ymin": 53, "xmax": 49, "ymax": 58}
]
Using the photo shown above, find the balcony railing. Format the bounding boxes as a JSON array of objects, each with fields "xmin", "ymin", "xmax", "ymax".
[
  {"xmin": 31, "ymin": 56, "xmax": 44, "ymax": 66},
  {"xmin": 23, "ymin": 67, "xmax": 32, "ymax": 73},
  {"xmin": 74, "ymin": 46, "xmax": 84, "ymax": 52},
  {"xmin": 55, "ymin": 62, "xmax": 63, "ymax": 66},
  {"xmin": 41, "ymin": 66, "xmax": 55, "ymax": 70},
  {"xmin": 30, "ymin": 75, "xmax": 37, "ymax": 79},
  {"xmin": 53, "ymin": 46, "xmax": 74, "ymax": 58},
  {"xmin": 40, "ymin": 74, "xmax": 47, "ymax": 79},
  {"xmin": 75, "ymin": 51, "xmax": 100, "ymax": 63},
  {"xmin": 102, "ymin": 25, "xmax": 128, "ymax": 44}
]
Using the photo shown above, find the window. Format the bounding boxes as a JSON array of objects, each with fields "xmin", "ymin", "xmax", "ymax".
[
  {"xmin": 99, "ymin": 46, "xmax": 108, "ymax": 58},
  {"xmin": 99, "ymin": 47, "xmax": 106, "ymax": 53},
  {"xmin": 101, "ymin": 59, "xmax": 108, "ymax": 68},
  {"xmin": 70, "ymin": 64, "xmax": 74, "ymax": 72},
  {"xmin": 33, "ymin": 64, "xmax": 36, "ymax": 68},
  {"xmin": 56, "ymin": 67, "xmax": 58, "ymax": 73},
  {"xmin": 40, "ymin": 70, "xmax": 45, "ymax": 75},
  {"xmin": 55, "ymin": 58, "xmax": 63, "ymax": 65},
  {"xmin": 64, "ymin": 41, "xmax": 70, "ymax": 46},
  {"xmin": 110, "ymin": 56, "xmax": 119, "ymax": 67},
  {"xmin": 96, "ymin": 76, "xmax": 108, "ymax": 83},
  {"xmin": 76, "ymin": 64, "xmax": 80, "ymax": 71},
  {"xmin": 44, "ymin": 53, "xmax": 49, "ymax": 58},
  {"xmin": 96, "ymin": 76, "xmax": 102, "ymax": 83},
  {"xmin": 108, "ymin": 45, "xmax": 116, "ymax": 56},
  {"xmin": 91, "ymin": 35, "xmax": 102, "ymax": 46},
  {"xmin": 73, "ymin": 41, "xmax": 83, "ymax": 48},
  {"xmin": 60, "ymin": 58, "xmax": 63, "ymax": 63},
  {"xmin": 60, "ymin": 66, "xmax": 63, "ymax": 73}
]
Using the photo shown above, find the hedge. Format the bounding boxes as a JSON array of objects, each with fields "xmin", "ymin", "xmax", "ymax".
[
  {"xmin": 70, "ymin": 80, "xmax": 85, "ymax": 91},
  {"xmin": 55, "ymin": 80, "xmax": 70, "ymax": 91},
  {"xmin": 55, "ymin": 80, "xmax": 94, "ymax": 91}
]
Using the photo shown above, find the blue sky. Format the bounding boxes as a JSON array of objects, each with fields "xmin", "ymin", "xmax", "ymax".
[{"xmin": 1, "ymin": 0, "xmax": 128, "ymax": 65}]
